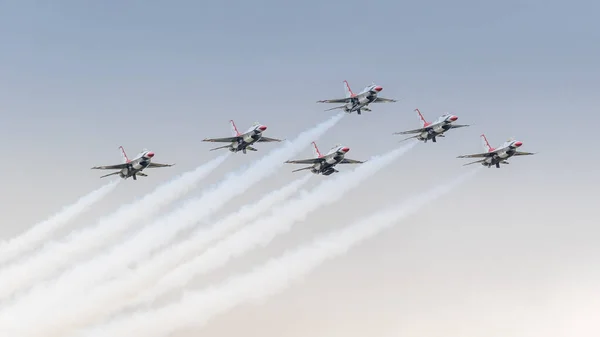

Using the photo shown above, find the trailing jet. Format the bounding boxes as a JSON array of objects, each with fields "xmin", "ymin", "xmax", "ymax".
[
  {"xmin": 317, "ymin": 80, "xmax": 397, "ymax": 115},
  {"xmin": 394, "ymin": 108, "xmax": 469, "ymax": 143},
  {"xmin": 91, "ymin": 146, "xmax": 174, "ymax": 180},
  {"xmin": 284, "ymin": 142, "xmax": 364, "ymax": 176},
  {"xmin": 202, "ymin": 120, "xmax": 283, "ymax": 154},
  {"xmin": 457, "ymin": 134, "xmax": 536, "ymax": 168}
]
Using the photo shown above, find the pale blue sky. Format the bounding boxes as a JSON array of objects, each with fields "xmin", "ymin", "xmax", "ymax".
[{"xmin": 0, "ymin": 1, "xmax": 598, "ymax": 336}]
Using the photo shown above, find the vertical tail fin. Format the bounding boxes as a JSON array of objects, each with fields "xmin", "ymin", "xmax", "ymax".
[
  {"xmin": 311, "ymin": 141, "xmax": 323, "ymax": 158},
  {"xmin": 480, "ymin": 134, "xmax": 494, "ymax": 152},
  {"xmin": 119, "ymin": 146, "xmax": 130, "ymax": 163},
  {"xmin": 343, "ymin": 80, "xmax": 355, "ymax": 98},
  {"xmin": 415, "ymin": 108, "xmax": 429, "ymax": 128},
  {"xmin": 229, "ymin": 120, "xmax": 241, "ymax": 137}
]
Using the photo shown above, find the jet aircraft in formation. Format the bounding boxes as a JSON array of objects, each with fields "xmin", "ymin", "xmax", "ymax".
[
  {"xmin": 284, "ymin": 142, "xmax": 365, "ymax": 176},
  {"xmin": 394, "ymin": 108, "xmax": 469, "ymax": 143},
  {"xmin": 92, "ymin": 81, "xmax": 535, "ymax": 181},
  {"xmin": 457, "ymin": 134, "xmax": 535, "ymax": 168},
  {"xmin": 317, "ymin": 80, "xmax": 397, "ymax": 115},
  {"xmin": 202, "ymin": 120, "xmax": 283, "ymax": 154},
  {"xmin": 91, "ymin": 147, "xmax": 174, "ymax": 180}
]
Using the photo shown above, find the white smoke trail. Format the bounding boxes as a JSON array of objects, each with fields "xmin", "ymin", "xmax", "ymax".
[
  {"xmin": 22, "ymin": 174, "xmax": 312, "ymax": 337},
  {"xmin": 0, "ymin": 179, "xmax": 120, "ymax": 266},
  {"xmin": 0, "ymin": 154, "xmax": 228, "ymax": 303},
  {"xmin": 0, "ymin": 114, "xmax": 342, "ymax": 335},
  {"xmin": 79, "ymin": 168, "xmax": 479, "ymax": 337},
  {"xmin": 136, "ymin": 141, "xmax": 416, "ymax": 305}
]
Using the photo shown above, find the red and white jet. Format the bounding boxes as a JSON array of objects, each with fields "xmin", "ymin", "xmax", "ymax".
[
  {"xmin": 457, "ymin": 134, "xmax": 536, "ymax": 168},
  {"xmin": 202, "ymin": 120, "xmax": 283, "ymax": 154},
  {"xmin": 91, "ymin": 146, "xmax": 174, "ymax": 180},
  {"xmin": 284, "ymin": 142, "xmax": 364, "ymax": 176},
  {"xmin": 317, "ymin": 80, "xmax": 397, "ymax": 115},
  {"xmin": 394, "ymin": 108, "xmax": 469, "ymax": 143}
]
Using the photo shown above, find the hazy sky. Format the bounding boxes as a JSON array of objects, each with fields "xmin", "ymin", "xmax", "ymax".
[{"xmin": 1, "ymin": 0, "xmax": 599, "ymax": 336}]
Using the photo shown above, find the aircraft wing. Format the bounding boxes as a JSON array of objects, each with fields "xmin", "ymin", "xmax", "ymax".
[
  {"xmin": 457, "ymin": 152, "xmax": 491, "ymax": 159},
  {"xmin": 371, "ymin": 97, "xmax": 397, "ymax": 103},
  {"xmin": 513, "ymin": 151, "xmax": 535, "ymax": 156},
  {"xmin": 449, "ymin": 124, "xmax": 470, "ymax": 129},
  {"xmin": 317, "ymin": 98, "xmax": 351, "ymax": 104},
  {"xmin": 202, "ymin": 136, "xmax": 241, "ymax": 143},
  {"xmin": 257, "ymin": 137, "xmax": 283, "ymax": 142},
  {"xmin": 91, "ymin": 163, "xmax": 129, "ymax": 170},
  {"xmin": 339, "ymin": 158, "xmax": 365, "ymax": 164},
  {"xmin": 393, "ymin": 127, "xmax": 426, "ymax": 135},
  {"xmin": 147, "ymin": 162, "xmax": 175, "ymax": 168},
  {"xmin": 285, "ymin": 158, "xmax": 324, "ymax": 165}
]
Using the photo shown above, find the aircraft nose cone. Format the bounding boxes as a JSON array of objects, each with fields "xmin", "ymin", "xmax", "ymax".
[
  {"xmin": 146, "ymin": 152, "xmax": 155, "ymax": 158},
  {"xmin": 259, "ymin": 125, "xmax": 267, "ymax": 131},
  {"xmin": 374, "ymin": 86, "xmax": 383, "ymax": 92},
  {"xmin": 514, "ymin": 141, "xmax": 523, "ymax": 147},
  {"xmin": 449, "ymin": 115, "xmax": 458, "ymax": 121},
  {"xmin": 341, "ymin": 147, "xmax": 350, "ymax": 153}
]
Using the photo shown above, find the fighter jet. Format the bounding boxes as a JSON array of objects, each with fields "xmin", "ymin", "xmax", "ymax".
[
  {"xmin": 394, "ymin": 108, "xmax": 469, "ymax": 143},
  {"xmin": 284, "ymin": 142, "xmax": 365, "ymax": 176},
  {"xmin": 317, "ymin": 80, "xmax": 397, "ymax": 115},
  {"xmin": 202, "ymin": 120, "xmax": 283, "ymax": 154},
  {"xmin": 457, "ymin": 134, "xmax": 536, "ymax": 168},
  {"xmin": 91, "ymin": 146, "xmax": 174, "ymax": 180}
]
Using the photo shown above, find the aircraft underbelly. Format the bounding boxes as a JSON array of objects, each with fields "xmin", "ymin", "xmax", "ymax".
[
  {"xmin": 432, "ymin": 125, "xmax": 445, "ymax": 133},
  {"xmin": 243, "ymin": 134, "xmax": 258, "ymax": 143},
  {"xmin": 132, "ymin": 160, "xmax": 150, "ymax": 170},
  {"xmin": 325, "ymin": 156, "xmax": 340, "ymax": 165}
]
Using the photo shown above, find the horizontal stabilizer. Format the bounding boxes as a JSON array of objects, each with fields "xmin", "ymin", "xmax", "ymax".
[
  {"xmin": 292, "ymin": 166, "xmax": 313, "ymax": 173},
  {"xmin": 209, "ymin": 145, "xmax": 231, "ymax": 151},
  {"xmin": 99, "ymin": 171, "xmax": 120, "ymax": 179},
  {"xmin": 324, "ymin": 104, "xmax": 346, "ymax": 111},
  {"xmin": 463, "ymin": 159, "xmax": 486, "ymax": 166},
  {"xmin": 398, "ymin": 135, "xmax": 419, "ymax": 143}
]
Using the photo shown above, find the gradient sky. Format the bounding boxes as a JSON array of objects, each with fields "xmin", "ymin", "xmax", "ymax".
[{"xmin": 1, "ymin": 1, "xmax": 599, "ymax": 336}]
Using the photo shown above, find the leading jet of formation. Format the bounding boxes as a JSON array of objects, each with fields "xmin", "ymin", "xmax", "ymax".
[
  {"xmin": 317, "ymin": 80, "xmax": 397, "ymax": 115},
  {"xmin": 284, "ymin": 142, "xmax": 365, "ymax": 176},
  {"xmin": 202, "ymin": 120, "xmax": 283, "ymax": 154},
  {"xmin": 91, "ymin": 146, "xmax": 175, "ymax": 180},
  {"xmin": 394, "ymin": 108, "xmax": 469, "ymax": 143},
  {"xmin": 457, "ymin": 134, "xmax": 536, "ymax": 168}
]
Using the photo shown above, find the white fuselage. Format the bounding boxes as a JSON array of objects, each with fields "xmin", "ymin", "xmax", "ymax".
[
  {"xmin": 229, "ymin": 127, "xmax": 264, "ymax": 152},
  {"xmin": 481, "ymin": 142, "xmax": 521, "ymax": 167},
  {"xmin": 417, "ymin": 115, "xmax": 457, "ymax": 141},
  {"xmin": 311, "ymin": 147, "xmax": 347, "ymax": 175},
  {"xmin": 120, "ymin": 153, "xmax": 153, "ymax": 178},
  {"xmin": 344, "ymin": 89, "xmax": 379, "ymax": 112}
]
